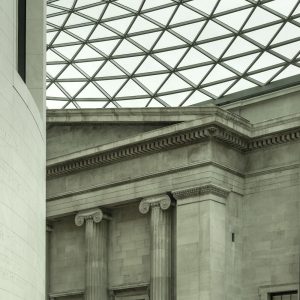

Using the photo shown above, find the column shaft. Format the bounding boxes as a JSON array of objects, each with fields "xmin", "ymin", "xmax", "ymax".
[
  {"xmin": 85, "ymin": 218, "xmax": 108, "ymax": 300},
  {"xmin": 150, "ymin": 206, "xmax": 171, "ymax": 300}
]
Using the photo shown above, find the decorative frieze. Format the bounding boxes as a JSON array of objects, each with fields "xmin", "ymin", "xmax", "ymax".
[
  {"xmin": 172, "ymin": 184, "xmax": 230, "ymax": 200},
  {"xmin": 46, "ymin": 121, "xmax": 300, "ymax": 178}
]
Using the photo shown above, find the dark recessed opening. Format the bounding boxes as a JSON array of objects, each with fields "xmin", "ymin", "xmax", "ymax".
[{"xmin": 18, "ymin": 0, "xmax": 26, "ymax": 82}]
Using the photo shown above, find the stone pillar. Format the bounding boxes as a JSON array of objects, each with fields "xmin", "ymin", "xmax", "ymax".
[
  {"xmin": 139, "ymin": 194, "xmax": 172, "ymax": 300},
  {"xmin": 75, "ymin": 208, "xmax": 108, "ymax": 300},
  {"xmin": 46, "ymin": 224, "xmax": 53, "ymax": 300},
  {"xmin": 173, "ymin": 184, "xmax": 229, "ymax": 300}
]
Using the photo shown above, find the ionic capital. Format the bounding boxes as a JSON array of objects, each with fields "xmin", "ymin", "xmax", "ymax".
[
  {"xmin": 75, "ymin": 208, "xmax": 103, "ymax": 227},
  {"xmin": 139, "ymin": 194, "xmax": 171, "ymax": 214}
]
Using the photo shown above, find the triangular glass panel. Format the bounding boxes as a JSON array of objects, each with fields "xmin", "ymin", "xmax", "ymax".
[
  {"xmin": 117, "ymin": 0, "xmax": 143, "ymax": 12},
  {"xmin": 264, "ymin": 0, "xmax": 298, "ymax": 17},
  {"xmin": 76, "ymin": 61, "xmax": 103, "ymax": 76},
  {"xmin": 145, "ymin": 6, "xmax": 176, "ymax": 26},
  {"xmin": 179, "ymin": 47, "xmax": 211, "ymax": 67},
  {"xmin": 248, "ymin": 67, "xmax": 283, "ymax": 84},
  {"xmin": 54, "ymin": 0, "xmax": 73, "ymax": 9},
  {"xmin": 131, "ymin": 31, "xmax": 161, "ymax": 50},
  {"xmin": 179, "ymin": 65, "xmax": 212, "ymax": 85},
  {"xmin": 58, "ymin": 65, "xmax": 85, "ymax": 79},
  {"xmin": 172, "ymin": 21, "xmax": 205, "ymax": 42},
  {"xmin": 155, "ymin": 48, "xmax": 187, "ymax": 68},
  {"xmin": 65, "ymin": 14, "xmax": 90, "ymax": 27},
  {"xmin": 47, "ymin": 84, "xmax": 67, "ymax": 97},
  {"xmin": 90, "ymin": 25, "xmax": 118, "ymax": 40},
  {"xmin": 182, "ymin": 90, "xmax": 211, "ymax": 106},
  {"xmin": 273, "ymin": 65, "xmax": 300, "ymax": 81},
  {"xmin": 117, "ymin": 98, "xmax": 150, "ymax": 108},
  {"xmin": 76, "ymin": 0, "xmax": 102, "ymax": 8},
  {"xmin": 68, "ymin": 25, "xmax": 94, "ymax": 40},
  {"xmin": 60, "ymin": 82, "xmax": 87, "ymax": 97},
  {"xmin": 159, "ymin": 91, "xmax": 191, "ymax": 106},
  {"xmin": 104, "ymin": 17, "xmax": 134, "ymax": 34},
  {"xmin": 114, "ymin": 56, "xmax": 144, "ymax": 74},
  {"xmin": 91, "ymin": 40, "xmax": 119, "ymax": 55},
  {"xmin": 188, "ymin": 0, "xmax": 218, "ymax": 15},
  {"xmin": 103, "ymin": 4, "xmax": 130, "ymax": 19},
  {"xmin": 147, "ymin": 99, "xmax": 165, "ymax": 107},
  {"xmin": 136, "ymin": 56, "xmax": 167, "ymax": 74},
  {"xmin": 244, "ymin": 24, "xmax": 282, "ymax": 46},
  {"xmin": 293, "ymin": 3, "xmax": 300, "ymax": 15},
  {"xmin": 77, "ymin": 101, "xmax": 106, "ymax": 108},
  {"xmin": 170, "ymin": 5, "xmax": 201, "ymax": 25},
  {"xmin": 79, "ymin": 4, "xmax": 105, "ymax": 19},
  {"xmin": 249, "ymin": 52, "xmax": 284, "ymax": 72},
  {"xmin": 272, "ymin": 41, "xmax": 300, "ymax": 60},
  {"xmin": 75, "ymin": 45, "xmax": 102, "ymax": 60},
  {"xmin": 201, "ymin": 37, "xmax": 233, "ymax": 59},
  {"xmin": 117, "ymin": 80, "xmax": 148, "ymax": 97},
  {"xmin": 56, "ymin": 45, "xmax": 81, "ymax": 59},
  {"xmin": 47, "ymin": 50, "xmax": 65, "ymax": 62},
  {"xmin": 54, "ymin": 31, "xmax": 79, "ymax": 44},
  {"xmin": 46, "ymin": 100, "xmax": 67, "ymax": 109},
  {"xmin": 244, "ymin": 7, "xmax": 281, "ymax": 30},
  {"xmin": 202, "ymin": 64, "xmax": 236, "ymax": 84},
  {"xmin": 202, "ymin": 80, "xmax": 235, "ymax": 97},
  {"xmin": 114, "ymin": 39, "xmax": 142, "ymax": 55},
  {"xmin": 47, "ymin": 6, "xmax": 63, "ymax": 15},
  {"xmin": 77, "ymin": 83, "xmax": 106, "ymax": 98},
  {"xmin": 129, "ymin": 16, "xmax": 159, "ymax": 34},
  {"xmin": 224, "ymin": 53, "xmax": 259, "ymax": 73},
  {"xmin": 159, "ymin": 74, "xmax": 190, "ymax": 93},
  {"xmin": 154, "ymin": 31, "xmax": 184, "ymax": 50},
  {"xmin": 215, "ymin": 0, "xmax": 248, "ymax": 14},
  {"xmin": 217, "ymin": 8, "xmax": 252, "ymax": 31},
  {"xmin": 272, "ymin": 23, "xmax": 300, "ymax": 45},
  {"xmin": 137, "ymin": 74, "xmax": 169, "ymax": 93},
  {"xmin": 48, "ymin": 14, "xmax": 68, "ymax": 27},
  {"xmin": 224, "ymin": 36, "xmax": 258, "ymax": 57},
  {"xmin": 225, "ymin": 78, "xmax": 257, "ymax": 95},
  {"xmin": 197, "ymin": 20, "xmax": 231, "ymax": 41},
  {"xmin": 47, "ymin": 31, "xmax": 57, "ymax": 44},
  {"xmin": 96, "ymin": 61, "xmax": 125, "ymax": 77},
  {"xmin": 142, "ymin": 0, "xmax": 172, "ymax": 11},
  {"xmin": 47, "ymin": 64, "xmax": 66, "ymax": 77},
  {"xmin": 97, "ymin": 79, "xmax": 126, "ymax": 96}
]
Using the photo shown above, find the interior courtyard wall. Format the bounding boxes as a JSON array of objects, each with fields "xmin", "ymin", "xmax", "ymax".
[{"xmin": 0, "ymin": 0, "xmax": 45, "ymax": 299}]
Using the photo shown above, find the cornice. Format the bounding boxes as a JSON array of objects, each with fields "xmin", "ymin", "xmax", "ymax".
[
  {"xmin": 47, "ymin": 124, "xmax": 247, "ymax": 178},
  {"xmin": 172, "ymin": 184, "xmax": 230, "ymax": 200},
  {"xmin": 46, "ymin": 121, "xmax": 300, "ymax": 179}
]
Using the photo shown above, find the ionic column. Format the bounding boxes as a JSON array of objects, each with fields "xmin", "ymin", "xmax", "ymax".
[
  {"xmin": 75, "ymin": 208, "xmax": 108, "ymax": 300},
  {"xmin": 139, "ymin": 195, "xmax": 172, "ymax": 300}
]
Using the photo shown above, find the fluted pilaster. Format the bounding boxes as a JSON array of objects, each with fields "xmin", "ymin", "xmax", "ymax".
[
  {"xmin": 139, "ymin": 195, "xmax": 172, "ymax": 300},
  {"xmin": 75, "ymin": 208, "xmax": 108, "ymax": 300}
]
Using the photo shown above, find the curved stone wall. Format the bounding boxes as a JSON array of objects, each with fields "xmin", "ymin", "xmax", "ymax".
[{"xmin": 0, "ymin": 0, "xmax": 45, "ymax": 299}]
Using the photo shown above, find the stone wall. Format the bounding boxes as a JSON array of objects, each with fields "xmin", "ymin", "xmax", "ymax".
[{"xmin": 0, "ymin": 0, "xmax": 45, "ymax": 299}]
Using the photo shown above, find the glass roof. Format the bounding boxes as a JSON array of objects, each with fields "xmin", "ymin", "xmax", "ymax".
[{"xmin": 46, "ymin": 0, "xmax": 300, "ymax": 109}]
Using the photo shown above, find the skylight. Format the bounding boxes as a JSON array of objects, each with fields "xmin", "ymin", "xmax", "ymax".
[{"xmin": 46, "ymin": 0, "xmax": 300, "ymax": 109}]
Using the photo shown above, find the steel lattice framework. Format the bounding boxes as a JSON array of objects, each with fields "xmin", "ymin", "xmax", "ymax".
[{"xmin": 46, "ymin": 0, "xmax": 300, "ymax": 109}]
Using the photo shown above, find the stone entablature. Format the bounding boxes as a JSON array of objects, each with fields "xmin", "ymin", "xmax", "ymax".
[{"xmin": 46, "ymin": 110, "xmax": 300, "ymax": 178}]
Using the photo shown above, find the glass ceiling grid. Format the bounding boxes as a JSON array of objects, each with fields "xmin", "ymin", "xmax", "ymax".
[{"xmin": 46, "ymin": 0, "xmax": 300, "ymax": 109}]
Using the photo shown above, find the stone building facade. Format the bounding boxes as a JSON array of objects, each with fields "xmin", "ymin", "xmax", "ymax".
[{"xmin": 46, "ymin": 87, "xmax": 300, "ymax": 300}]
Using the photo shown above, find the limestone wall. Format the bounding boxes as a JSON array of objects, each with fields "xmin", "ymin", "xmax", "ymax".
[{"xmin": 0, "ymin": 0, "xmax": 45, "ymax": 299}]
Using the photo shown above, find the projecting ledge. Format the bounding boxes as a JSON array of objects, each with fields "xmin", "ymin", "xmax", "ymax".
[{"xmin": 172, "ymin": 184, "xmax": 230, "ymax": 206}]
